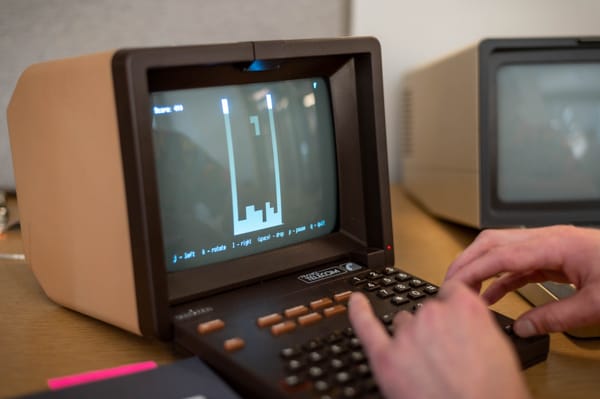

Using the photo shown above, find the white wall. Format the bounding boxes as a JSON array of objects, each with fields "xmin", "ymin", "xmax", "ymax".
[
  {"xmin": 0, "ymin": 0, "xmax": 349, "ymax": 190},
  {"xmin": 351, "ymin": 0, "xmax": 600, "ymax": 182}
]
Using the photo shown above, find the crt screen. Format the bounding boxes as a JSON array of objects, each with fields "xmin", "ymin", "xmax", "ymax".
[
  {"xmin": 150, "ymin": 78, "xmax": 338, "ymax": 272},
  {"xmin": 497, "ymin": 63, "xmax": 600, "ymax": 203}
]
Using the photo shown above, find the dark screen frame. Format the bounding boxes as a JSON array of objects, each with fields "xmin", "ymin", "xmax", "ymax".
[
  {"xmin": 479, "ymin": 38, "xmax": 600, "ymax": 227},
  {"xmin": 112, "ymin": 38, "xmax": 394, "ymax": 339}
]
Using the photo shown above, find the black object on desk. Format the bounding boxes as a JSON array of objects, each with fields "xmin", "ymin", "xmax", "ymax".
[{"xmin": 17, "ymin": 357, "xmax": 241, "ymax": 399}]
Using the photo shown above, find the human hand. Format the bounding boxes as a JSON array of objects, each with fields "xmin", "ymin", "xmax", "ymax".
[
  {"xmin": 445, "ymin": 225, "xmax": 600, "ymax": 337},
  {"xmin": 348, "ymin": 282, "xmax": 530, "ymax": 399}
]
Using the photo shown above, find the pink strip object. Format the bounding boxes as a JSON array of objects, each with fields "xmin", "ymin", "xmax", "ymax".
[{"xmin": 47, "ymin": 361, "xmax": 158, "ymax": 390}]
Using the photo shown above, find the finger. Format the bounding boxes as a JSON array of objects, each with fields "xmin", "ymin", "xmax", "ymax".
[
  {"xmin": 348, "ymin": 292, "xmax": 391, "ymax": 358},
  {"xmin": 514, "ymin": 287, "xmax": 600, "ymax": 337},
  {"xmin": 392, "ymin": 310, "xmax": 413, "ymax": 333},
  {"xmin": 482, "ymin": 270, "xmax": 570, "ymax": 305},
  {"xmin": 447, "ymin": 235, "xmax": 564, "ymax": 291},
  {"xmin": 445, "ymin": 228, "xmax": 536, "ymax": 281}
]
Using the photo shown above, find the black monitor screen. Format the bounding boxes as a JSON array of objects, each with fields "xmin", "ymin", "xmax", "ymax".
[
  {"xmin": 496, "ymin": 62, "xmax": 600, "ymax": 203},
  {"xmin": 150, "ymin": 78, "xmax": 338, "ymax": 272}
]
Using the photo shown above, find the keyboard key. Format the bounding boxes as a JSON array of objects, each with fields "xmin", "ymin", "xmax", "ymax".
[
  {"xmin": 326, "ymin": 331, "xmax": 344, "ymax": 344},
  {"xmin": 223, "ymin": 337, "xmax": 245, "ymax": 352},
  {"xmin": 333, "ymin": 290, "xmax": 353, "ymax": 302},
  {"xmin": 284, "ymin": 305, "xmax": 309, "ymax": 318},
  {"xmin": 271, "ymin": 321, "xmax": 297, "ymax": 336},
  {"xmin": 256, "ymin": 313, "xmax": 283, "ymax": 328},
  {"xmin": 280, "ymin": 347, "xmax": 300, "ymax": 358},
  {"xmin": 287, "ymin": 359, "xmax": 304, "ymax": 372},
  {"xmin": 298, "ymin": 312, "xmax": 323, "ymax": 326},
  {"xmin": 310, "ymin": 297, "xmax": 333, "ymax": 310},
  {"xmin": 408, "ymin": 290, "xmax": 425, "ymax": 300},
  {"xmin": 308, "ymin": 351, "xmax": 325, "ymax": 363},
  {"xmin": 409, "ymin": 278, "xmax": 426, "ymax": 287},
  {"xmin": 341, "ymin": 386, "xmax": 359, "ymax": 398},
  {"xmin": 350, "ymin": 276, "xmax": 368, "ymax": 285},
  {"xmin": 380, "ymin": 313, "xmax": 394, "ymax": 324},
  {"xmin": 393, "ymin": 283, "xmax": 410, "ymax": 293},
  {"xmin": 424, "ymin": 285, "xmax": 439, "ymax": 295},
  {"xmin": 330, "ymin": 344, "xmax": 347, "ymax": 356},
  {"xmin": 197, "ymin": 319, "xmax": 225, "ymax": 335},
  {"xmin": 304, "ymin": 338, "xmax": 323, "ymax": 351},
  {"xmin": 330, "ymin": 358, "xmax": 346, "ymax": 370},
  {"xmin": 391, "ymin": 295, "xmax": 409, "ymax": 306},
  {"xmin": 284, "ymin": 374, "xmax": 304, "ymax": 388},
  {"xmin": 336, "ymin": 371, "xmax": 352, "ymax": 384},
  {"xmin": 377, "ymin": 288, "xmax": 393, "ymax": 298},
  {"xmin": 308, "ymin": 366, "xmax": 325, "ymax": 379},
  {"xmin": 367, "ymin": 271, "xmax": 382, "ymax": 280},
  {"xmin": 323, "ymin": 304, "xmax": 347, "ymax": 318},
  {"xmin": 350, "ymin": 351, "xmax": 365, "ymax": 363},
  {"xmin": 356, "ymin": 363, "xmax": 371, "ymax": 376},
  {"xmin": 395, "ymin": 272, "xmax": 411, "ymax": 281},
  {"xmin": 380, "ymin": 277, "xmax": 395, "ymax": 286},
  {"xmin": 364, "ymin": 282, "xmax": 380, "ymax": 292},
  {"xmin": 383, "ymin": 266, "xmax": 396, "ymax": 275},
  {"xmin": 314, "ymin": 380, "xmax": 330, "ymax": 392}
]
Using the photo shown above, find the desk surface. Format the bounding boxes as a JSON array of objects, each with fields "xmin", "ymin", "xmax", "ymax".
[{"xmin": 1, "ymin": 186, "xmax": 599, "ymax": 398}]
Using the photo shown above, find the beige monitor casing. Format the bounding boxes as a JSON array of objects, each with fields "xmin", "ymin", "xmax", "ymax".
[
  {"xmin": 402, "ymin": 43, "xmax": 482, "ymax": 228},
  {"xmin": 7, "ymin": 37, "xmax": 393, "ymax": 340},
  {"xmin": 7, "ymin": 51, "xmax": 142, "ymax": 335}
]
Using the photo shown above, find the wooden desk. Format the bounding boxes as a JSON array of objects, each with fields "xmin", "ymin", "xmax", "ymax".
[{"xmin": 1, "ymin": 186, "xmax": 599, "ymax": 398}]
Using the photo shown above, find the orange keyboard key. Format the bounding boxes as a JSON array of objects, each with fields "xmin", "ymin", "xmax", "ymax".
[
  {"xmin": 333, "ymin": 290, "xmax": 353, "ymax": 302},
  {"xmin": 310, "ymin": 297, "xmax": 333, "ymax": 310},
  {"xmin": 284, "ymin": 305, "xmax": 309, "ymax": 318},
  {"xmin": 224, "ymin": 337, "xmax": 245, "ymax": 352},
  {"xmin": 197, "ymin": 319, "xmax": 225, "ymax": 335},
  {"xmin": 323, "ymin": 304, "xmax": 347, "ymax": 318},
  {"xmin": 298, "ymin": 312, "xmax": 323, "ymax": 326},
  {"xmin": 271, "ymin": 321, "xmax": 297, "ymax": 336},
  {"xmin": 257, "ymin": 313, "xmax": 283, "ymax": 328}
]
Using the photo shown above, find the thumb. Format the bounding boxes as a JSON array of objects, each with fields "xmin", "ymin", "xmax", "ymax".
[{"xmin": 514, "ymin": 290, "xmax": 598, "ymax": 337}]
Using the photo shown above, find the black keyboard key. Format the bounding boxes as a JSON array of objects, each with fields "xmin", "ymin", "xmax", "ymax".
[
  {"xmin": 409, "ymin": 278, "xmax": 426, "ymax": 287},
  {"xmin": 412, "ymin": 302, "xmax": 425, "ymax": 312},
  {"xmin": 281, "ymin": 347, "xmax": 300, "ymax": 358},
  {"xmin": 356, "ymin": 363, "xmax": 371, "ymax": 377},
  {"xmin": 367, "ymin": 271, "xmax": 383, "ymax": 280},
  {"xmin": 349, "ymin": 337, "xmax": 361, "ymax": 349},
  {"xmin": 330, "ymin": 343, "xmax": 347, "ymax": 356},
  {"xmin": 350, "ymin": 351, "xmax": 366, "ymax": 363},
  {"xmin": 393, "ymin": 283, "xmax": 410, "ymax": 293},
  {"xmin": 284, "ymin": 374, "xmax": 304, "ymax": 387},
  {"xmin": 395, "ymin": 272, "xmax": 411, "ymax": 281},
  {"xmin": 391, "ymin": 295, "xmax": 409, "ymax": 306},
  {"xmin": 326, "ymin": 331, "xmax": 344, "ymax": 344},
  {"xmin": 341, "ymin": 386, "xmax": 359, "ymax": 398},
  {"xmin": 304, "ymin": 338, "xmax": 323, "ymax": 351},
  {"xmin": 380, "ymin": 277, "xmax": 395, "ymax": 286},
  {"xmin": 331, "ymin": 358, "xmax": 346, "ymax": 370},
  {"xmin": 350, "ymin": 276, "xmax": 367, "ymax": 286},
  {"xmin": 309, "ymin": 366, "xmax": 326, "ymax": 379},
  {"xmin": 383, "ymin": 266, "xmax": 396, "ymax": 275},
  {"xmin": 424, "ymin": 285, "xmax": 438, "ymax": 295},
  {"xmin": 308, "ymin": 351, "xmax": 325, "ymax": 363},
  {"xmin": 408, "ymin": 290, "xmax": 425, "ymax": 300},
  {"xmin": 377, "ymin": 288, "xmax": 393, "ymax": 298},
  {"xmin": 336, "ymin": 371, "xmax": 352, "ymax": 384},
  {"xmin": 287, "ymin": 359, "xmax": 305, "ymax": 372},
  {"xmin": 364, "ymin": 282, "xmax": 380, "ymax": 292},
  {"xmin": 314, "ymin": 380, "xmax": 330, "ymax": 392}
]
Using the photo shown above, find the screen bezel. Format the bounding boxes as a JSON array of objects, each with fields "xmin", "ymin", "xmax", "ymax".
[
  {"xmin": 112, "ymin": 38, "xmax": 394, "ymax": 338},
  {"xmin": 480, "ymin": 41, "xmax": 600, "ymax": 226}
]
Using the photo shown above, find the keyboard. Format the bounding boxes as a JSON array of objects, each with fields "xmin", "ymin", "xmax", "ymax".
[{"xmin": 173, "ymin": 263, "xmax": 550, "ymax": 399}]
